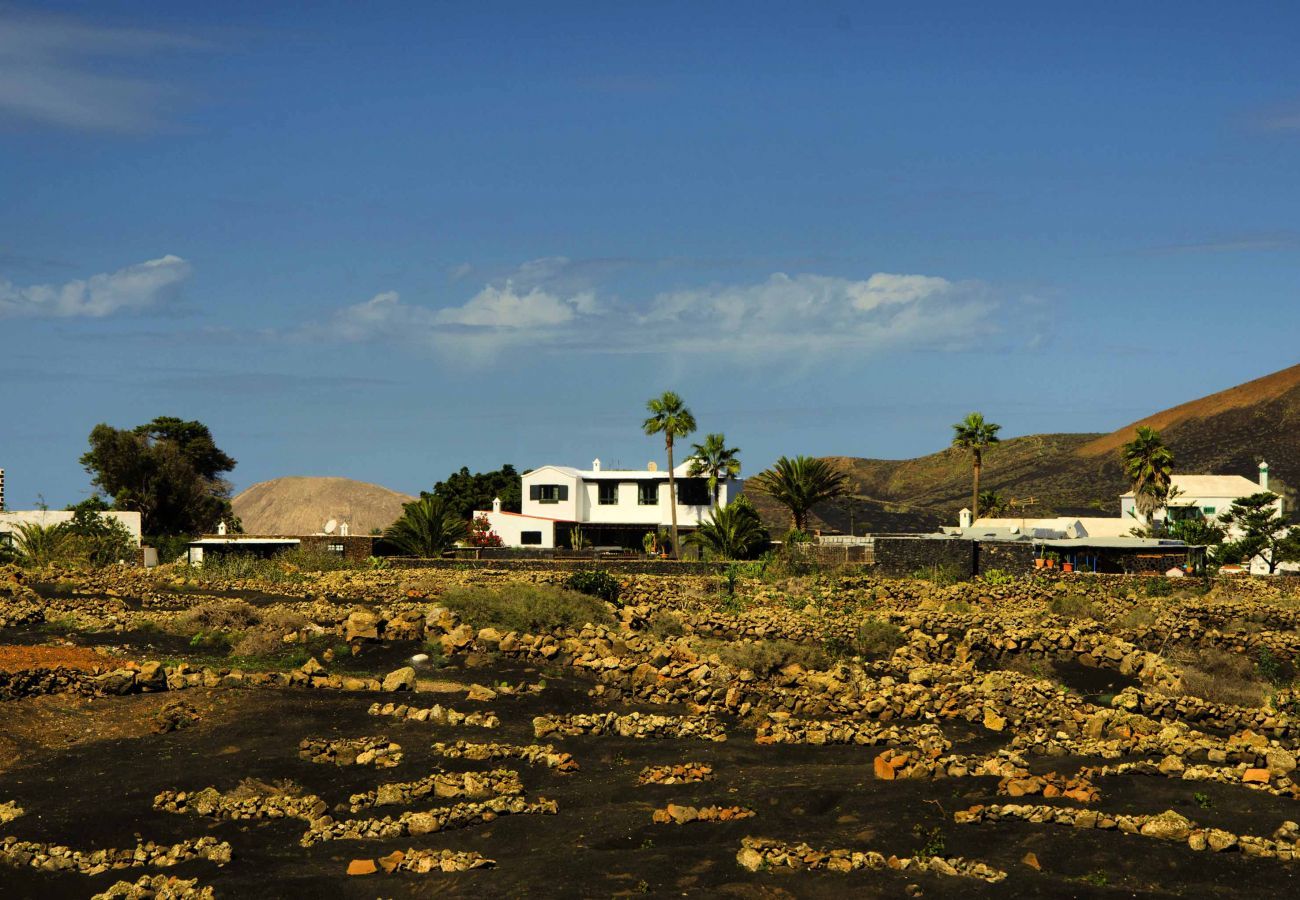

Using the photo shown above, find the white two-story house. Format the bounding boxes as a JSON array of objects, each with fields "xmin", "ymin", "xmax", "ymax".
[
  {"xmin": 473, "ymin": 459, "xmax": 743, "ymax": 550},
  {"xmin": 1120, "ymin": 463, "xmax": 1281, "ymax": 529}
]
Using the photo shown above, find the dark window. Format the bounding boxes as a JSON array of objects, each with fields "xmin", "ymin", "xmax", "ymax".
[
  {"xmin": 675, "ymin": 478, "xmax": 711, "ymax": 506},
  {"xmin": 521, "ymin": 531, "xmax": 543, "ymax": 545},
  {"xmin": 638, "ymin": 481, "xmax": 659, "ymax": 505},
  {"xmin": 598, "ymin": 482, "xmax": 619, "ymax": 505},
  {"xmin": 530, "ymin": 484, "xmax": 568, "ymax": 504},
  {"xmin": 327, "ymin": 543, "xmax": 345, "ymax": 555}
]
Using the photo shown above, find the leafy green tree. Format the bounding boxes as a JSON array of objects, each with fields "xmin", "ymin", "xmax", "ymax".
[
  {"xmin": 384, "ymin": 496, "xmax": 465, "ymax": 557},
  {"xmin": 687, "ymin": 433, "xmax": 741, "ymax": 504},
  {"xmin": 1218, "ymin": 492, "xmax": 1300, "ymax": 574},
  {"xmin": 1120, "ymin": 426, "xmax": 1174, "ymax": 527},
  {"xmin": 749, "ymin": 455, "xmax": 848, "ymax": 532},
  {"xmin": 951, "ymin": 412, "xmax": 1001, "ymax": 520},
  {"xmin": 643, "ymin": 391, "xmax": 697, "ymax": 559},
  {"xmin": 423, "ymin": 465, "xmax": 522, "ymax": 520},
  {"xmin": 686, "ymin": 496, "xmax": 769, "ymax": 560},
  {"xmin": 65, "ymin": 508, "xmax": 136, "ymax": 566},
  {"xmin": 1167, "ymin": 516, "xmax": 1226, "ymax": 551},
  {"xmin": 80, "ymin": 417, "xmax": 236, "ymax": 537}
]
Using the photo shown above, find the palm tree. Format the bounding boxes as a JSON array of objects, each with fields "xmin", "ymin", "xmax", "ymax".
[
  {"xmin": 687, "ymin": 433, "xmax": 741, "ymax": 504},
  {"xmin": 384, "ymin": 496, "xmax": 465, "ymax": 557},
  {"xmin": 686, "ymin": 496, "xmax": 768, "ymax": 560},
  {"xmin": 977, "ymin": 490, "xmax": 1008, "ymax": 519},
  {"xmin": 10, "ymin": 521, "xmax": 73, "ymax": 567},
  {"xmin": 1121, "ymin": 426, "xmax": 1175, "ymax": 527},
  {"xmin": 749, "ymin": 455, "xmax": 848, "ymax": 533},
  {"xmin": 951, "ymin": 412, "xmax": 1001, "ymax": 520},
  {"xmin": 643, "ymin": 391, "xmax": 697, "ymax": 559}
]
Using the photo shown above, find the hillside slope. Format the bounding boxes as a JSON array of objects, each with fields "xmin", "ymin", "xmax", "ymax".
[
  {"xmin": 232, "ymin": 477, "xmax": 413, "ymax": 536},
  {"xmin": 755, "ymin": 362, "xmax": 1300, "ymax": 535}
]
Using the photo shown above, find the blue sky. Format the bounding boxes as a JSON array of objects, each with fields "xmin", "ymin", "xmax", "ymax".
[{"xmin": 2, "ymin": 1, "xmax": 1299, "ymax": 508}]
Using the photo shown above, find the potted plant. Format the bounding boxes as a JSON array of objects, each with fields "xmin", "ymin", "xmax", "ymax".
[
  {"xmin": 1061, "ymin": 559, "xmax": 1075, "ymax": 573},
  {"xmin": 1044, "ymin": 551, "xmax": 1060, "ymax": 570},
  {"xmin": 1033, "ymin": 548, "xmax": 1046, "ymax": 570}
]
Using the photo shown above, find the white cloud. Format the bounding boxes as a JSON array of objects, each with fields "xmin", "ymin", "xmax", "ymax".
[
  {"xmin": 308, "ymin": 262, "xmax": 998, "ymax": 362},
  {"xmin": 0, "ymin": 255, "xmax": 191, "ymax": 318},
  {"xmin": 0, "ymin": 13, "xmax": 200, "ymax": 132}
]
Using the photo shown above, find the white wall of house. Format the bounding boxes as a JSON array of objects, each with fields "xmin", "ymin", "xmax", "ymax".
[
  {"xmin": 0, "ymin": 509, "xmax": 142, "ymax": 544},
  {"xmin": 1120, "ymin": 473, "xmax": 1279, "ymax": 527},
  {"xmin": 475, "ymin": 459, "xmax": 744, "ymax": 548},
  {"xmin": 477, "ymin": 511, "xmax": 558, "ymax": 549},
  {"xmin": 520, "ymin": 462, "xmax": 742, "ymax": 529}
]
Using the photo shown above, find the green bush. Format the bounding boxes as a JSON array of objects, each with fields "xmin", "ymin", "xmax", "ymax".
[
  {"xmin": 1116, "ymin": 604, "xmax": 1157, "ymax": 629},
  {"xmin": 1048, "ymin": 592, "xmax": 1098, "ymax": 620},
  {"xmin": 979, "ymin": 569, "xmax": 1015, "ymax": 587},
  {"xmin": 440, "ymin": 583, "xmax": 614, "ymax": 633},
  {"xmin": 853, "ymin": 618, "xmax": 904, "ymax": 658},
  {"xmin": 647, "ymin": 611, "xmax": 685, "ymax": 640},
  {"xmin": 565, "ymin": 569, "xmax": 622, "ymax": 605},
  {"xmin": 713, "ymin": 639, "xmax": 828, "ymax": 674},
  {"xmin": 1144, "ymin": 576, "xmax": 1173, "ymax": 597}
]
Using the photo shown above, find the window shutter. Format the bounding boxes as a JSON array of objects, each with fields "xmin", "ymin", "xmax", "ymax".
[
  {"xmin": 529, "ymin": 485, "xmax": 541, "ymax": 501},
  {"xmin": 558, "ymin": 485, "xmax": 569, "ymax": 501}
]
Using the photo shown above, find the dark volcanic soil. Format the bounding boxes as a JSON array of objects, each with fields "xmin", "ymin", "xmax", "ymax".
[{"xmin": 2, "ymin": 651, "xmax": 1299, "ymax": 900}]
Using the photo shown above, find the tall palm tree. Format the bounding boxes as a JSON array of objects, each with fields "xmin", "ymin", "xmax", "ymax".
[
  {"xmin": 687, "ymin": 432, "xmax": 741, "ymax": 504},
  {"xmin": 1121, "ymin": 426, "xmax": 1175, "ymax": 527},
  {"xmin": 686, "ymin": 496, "xmax": 768, "ymax": 560},
  {"xmin": 384, "ymin": 496, "xmax": 466, "ymax": 557},
  {"xmin": 643, "ymin": 391, "xmax": 697, "ymax": 559},
  {"xmin": 749, "ymin": 455, "xmax": 848, "ymax": 533},
  {"xmin": 951, "ymin": 412, "xmax": 1001, "ymax": 520}
]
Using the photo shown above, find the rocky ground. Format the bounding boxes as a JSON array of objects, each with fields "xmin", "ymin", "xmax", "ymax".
[{"xmin": 4, "ymin": 562, "xmax": 1300, "ymax": 897}]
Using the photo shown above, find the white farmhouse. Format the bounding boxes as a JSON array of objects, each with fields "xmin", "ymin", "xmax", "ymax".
[
  {"xmin": 1120, "ymin": 463, "xmax": 1281, "ymax": 528},
  {"xmin": 473, "ymin": 459, "xmax": 743, "ymax": 549},
  {"xmin": 0, "ymin": 509, "xmax": 142, "ymax": 547}
]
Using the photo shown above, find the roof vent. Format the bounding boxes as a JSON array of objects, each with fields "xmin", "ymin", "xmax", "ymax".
[{"xmin": 647, "ymin": 461, "xmax": 658, "ymax": 472}]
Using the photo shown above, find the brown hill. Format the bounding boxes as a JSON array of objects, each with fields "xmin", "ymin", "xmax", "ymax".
[
  {"xmin": 755, "ymin": 362, "xmax": 1300, "ymax": 535},
  {"xmin": 232, "ymin": 477, "xmax": 413, "ymax": 536}
]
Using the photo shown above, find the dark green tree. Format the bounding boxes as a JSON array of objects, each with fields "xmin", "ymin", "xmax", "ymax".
[
  {"xmin": 686, "ymin": 496, "xmax": 769, "ymax": 560},
  {"xmin": 749, "ymin": 456, "xmax": 848, "ymax": 532},
  {"xmin": 385, "ymin": 496, "xmax": 466, "ymax": 557},
  {"xmin": 80, "ymin": 417, "xmax": 237, "ymax": 537},
  {"xmin": 1218, "ymin": 492, "xmax": 1300, "ymax": 574},
  {"xmin": 422, "ymin": 464, "xmax": 522, "ymax": 520}
]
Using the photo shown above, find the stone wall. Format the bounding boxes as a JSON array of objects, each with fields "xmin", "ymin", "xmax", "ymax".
[
  {"xmin": 873, "ymin": 537, "xmax": 975, "ymax": 579},
  {"xmin": 977, "ymin": 542, "xmax": 1038, "ymax": 574}
]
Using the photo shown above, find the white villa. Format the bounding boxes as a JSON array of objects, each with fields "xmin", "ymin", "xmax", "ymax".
[
  {"xmin": 1120, "ymin": 463, "xmax": 1281, "ymax": 528},
  {"xmin": 473, "ymin": 459, "xmax": 743, "ymax": 550}
]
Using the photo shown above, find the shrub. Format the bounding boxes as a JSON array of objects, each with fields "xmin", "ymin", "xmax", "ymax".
[
  {"xmin": 1178, "ymin": 648, "xmax": 1268, "ymax": 707},
  {"xmin": 230, "ymin": 628, "xmax": 288, "ymax": 658},
  {"xmin": 714, "ymin": 639, "xmax": 828, "ymax": 674},
  {"xmin": 647, "ymin": 611, "xmax": 685, "ymax": 640},
  {"xmin": 440, "ymin": 583, "xmax": 614, "ymax": 633},
  {"xmin": 853, "ymin": 618, "xmax": 904, "ymax": 659},
  {"xmin": 1144, "ymin": 576, "xmax": 1174, "ymax": 597},
  {"xmin": 979, "ymin": 569, "xmax": 1015, "ymax": 588},
  {"xmin": 565, "ymin": 569, "xmax": 622, "ymax": 605},
  {"xmin": 1048, "ymin": 592, "xmax": 1098, "ymax": 620},
  {"xmin": 1116, "ymin": 605, "xmax": 1157, "ymax": 630},
  {"xmin": 175, "ymin": 600, "xmax": 260, "ymax": 635}
]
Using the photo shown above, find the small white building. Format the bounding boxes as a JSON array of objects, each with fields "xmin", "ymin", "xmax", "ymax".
[
  {"xmin": 473, "ymin": 459, "xmax": 743, "ymax": 550},
  {"xmin": 0, "ymin": 509, "xmax": 143, "ymax": 547},
  {"xmin": 1120, "ymin": 464, "xmax": 1280, "ymax": 528}
]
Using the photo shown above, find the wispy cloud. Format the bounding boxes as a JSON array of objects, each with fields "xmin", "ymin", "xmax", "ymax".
[
  {"xmin": 0, "ymin": 255, "xmax": 191, "ymax": 318},
  {"xmin": 1144, "ymin": 232, "xmax": 1300, "ymax": 255},
  {"xmin": 0, "ymin": 11, "xmax": 201, "ymax": 132},
  {"xmin": 303, "ymin": 260, "xmax": 1001, "ymax": 360}
]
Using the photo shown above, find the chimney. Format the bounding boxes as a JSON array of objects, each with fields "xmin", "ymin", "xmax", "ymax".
[
  {"xmin": 592, "ymin": 458, "xmax": 601, "ymax": 472},
  {"xmin": 1260, "ymin": 461, "xmax": 1270, "ymax": 491},
  {"xmin": 216, "ymin": 520, "xmax": 227, "ymax": 536},
  {"xmin": 959, "ymin": 508, "xmax": 972, "ymax": 529},
  {"xmin": 492, "ymin": 497, "xmax": 502, "ymax": 513},
  {"xmin": 339, "ymin": 522, "xmax": 349, "ymax": 537}
]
